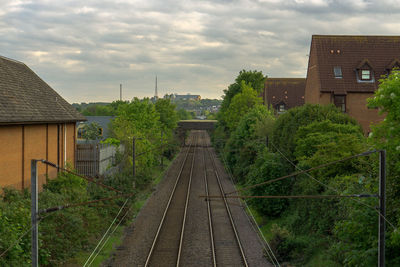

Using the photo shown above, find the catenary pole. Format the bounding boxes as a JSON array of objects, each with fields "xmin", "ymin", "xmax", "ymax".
[
  {"xmin": 379, "ymin": 150, "xmax": 386, "ymax": 267},
  {"xmin": 31, "ymin": 160, "xmax": 38, "ymax": 267}
]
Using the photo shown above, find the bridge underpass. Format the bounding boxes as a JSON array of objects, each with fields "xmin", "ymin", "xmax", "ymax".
[{"xmin": 177, "ymin": 120, "xmax": 217, "ymax": 145}]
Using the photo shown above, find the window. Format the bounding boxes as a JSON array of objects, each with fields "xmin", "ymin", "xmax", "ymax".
[
  {"xmin": 334, "ymin": 66, "xmax": 342, "ymax": 78},
  {"xmin": 334, "ymin": 95, "xmax": 346, "ymax": 112},
  {"xmin": 276, "ymin": 104, "xmax": 285, "ymax": 113},
  {"xmin": 361, "ymin": 69, "xmax": 371, "ymax": 80}
]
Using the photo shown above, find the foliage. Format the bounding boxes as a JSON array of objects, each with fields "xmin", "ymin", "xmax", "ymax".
[
  {"xmin": 0, "ymin": 169, "xmax": 134, "ymax": 266},
  {"xmin": 225, "ymin": 105, "xmax": 273, "ymax": 181},
  {"xmin": 246, "ymin": 149, "xmax": 291, "ymax": 217},
  {"xmin": 367, "ymin": 69, "xmax": 400, "ymax": 265},
  {"xmin": 82, "ymin": 122, "xmax": 103, "ymax": 141},
  {"xmin": 155, "ymin": 98, "xmax": 179, "ymax": 132},
  {"xmin": 101, "ymin": 137, "xmax": 121, "ymax": 147},
  {"xmin": 271, "ymin": 104, "xmax": 360, "ymax": 162},
  {"xmin": 176, "ymin": 108, "xmax": 194, "ymax": 120},
  {"xmin": 224, "ymin": 81, "xmax": 263, "ymax": 131}
]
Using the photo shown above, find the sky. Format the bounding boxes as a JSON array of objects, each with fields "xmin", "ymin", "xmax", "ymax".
[{"xmin": 1, "ymin": 0, "xmax": 400, "ymax": 103}]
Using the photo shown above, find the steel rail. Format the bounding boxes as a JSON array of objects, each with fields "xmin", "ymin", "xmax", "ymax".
[
  {"xmin": 206, "ymin": 146, "xmax": 249, "ymax": 267},
  {"xmin": 203, "ymin": 131, "xmax": 217, "ymax": 266},
  {"xmin": 144, "ymin": 132, "xmax": 196, "ymax": 267},
  {"xmin": 176, "ymin": 132, "xmax": 197, "ymax": 266}
]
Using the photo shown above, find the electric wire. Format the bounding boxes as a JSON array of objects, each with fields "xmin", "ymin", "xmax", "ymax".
[
  {"xmin": 86, "ymin": 199, "xmax": 134, "ymax": 266},
  {"xmin": 83, "ymin": 198, "xmax": 130, "ymax": 267},
  {"xmin": 225, "ymin": 149, "xmax": 377, "ymax": 195},
  {"xmin": 0, "ymin": 213, "xmax": 53, "ymax": 259},
  {"xmin": 269, "ymin": 141, "xmax": 397, "ymax": 230},
  {"xmin": 219, "ymin": 150, "xmax": 280, "ymax": 267},
  {"xmin": 41, "ymin": 160, "xmax": 123, "ymax": 193}
]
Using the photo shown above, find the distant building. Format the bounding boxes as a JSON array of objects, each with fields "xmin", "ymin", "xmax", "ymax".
[
  {"xmin": 0, "ymin": 55, "xmax": 86, "ymax": 189},
  {"xmin": 305, "ymin": 35, "xmax": 400, "ymax": 133},
  {"xmin": 164, "ymin": 93, "xmax": 201, "ymax": 101},
  {"xmin": 263, "ymin": 78, "xmax": 306, "ymax": 114},
  {"xmin": 76, "ymin": 116, "xmax": 114, "ymax": 143}
]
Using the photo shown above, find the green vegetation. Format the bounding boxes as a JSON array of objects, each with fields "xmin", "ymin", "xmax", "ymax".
[
  {"xmin": 0, "ymin": 98, "xmax": 180, "ymax": 266},
  {"xmin": 73, "ymin": 98, "xmax": 221, "ymax": 120},
  {"xmin": 213, "ymin": 70, "xmax": 400, "ymax": 266}
]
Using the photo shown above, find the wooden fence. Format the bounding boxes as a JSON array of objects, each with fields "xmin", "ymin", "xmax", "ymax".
[{"xmin": 75, "ymin": 143, "xmax": 123, "ymax": 177}]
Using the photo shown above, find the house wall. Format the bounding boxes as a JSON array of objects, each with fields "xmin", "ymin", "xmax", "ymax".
[
  {"xmin": 0, "ymin": 122, "xmax": 76, "ymax": 190},
  {"xmin": 305, "ymin": 40, "xmax": 321, "ymax": 104},
  {"xmin": 346, "ymin": 93, "xmax": 384, "ymax": 133}
]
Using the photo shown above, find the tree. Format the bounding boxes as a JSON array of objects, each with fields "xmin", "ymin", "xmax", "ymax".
[
  {"xmin": 82, "ymin": 122, "xmax": 102, "ymax": 141},
  {"xmin": 224, "ymin": 81, "xmax": 263, "ymax": 131},
  {"xmin": 367, "ymin": 70, "xmax": 400, "ymax": 265},
  {"xmin": 271, "ymin": 104, "xmax": 360, "ymax": 162},
  {"xmin": 155, "ymin": 98, "xmax": 179, "ymax": 132}
]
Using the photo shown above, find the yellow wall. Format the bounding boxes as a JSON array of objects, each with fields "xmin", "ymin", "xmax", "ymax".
[
  {"xmin": 0, "ymin": 126, "xmax": 23, "ymax": 189},
  {"xmin": 0, "ymin": 123, "xmax": 77, "ymax": 190}
]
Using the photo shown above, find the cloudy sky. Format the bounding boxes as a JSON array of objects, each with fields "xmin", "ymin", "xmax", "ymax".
[{"xmin": 1, "ymin": 0, "xmax": 400, "ymax": 103}]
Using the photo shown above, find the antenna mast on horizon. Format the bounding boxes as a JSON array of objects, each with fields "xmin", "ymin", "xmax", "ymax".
[{"xmin": 155, "ymin": 75, "xmax": 158, "ymax": 99}]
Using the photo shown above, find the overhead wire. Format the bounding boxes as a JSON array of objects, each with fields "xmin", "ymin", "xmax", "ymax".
[
  {"xmin": 218, "ymin": 149, "xmax": 280, "ymax": 267},
  {"xmin": 83, "ymin": 198, "xmax": 130, "ymax": 267},
  {"xmin": 269, "ymin": 141, "xmax": 397, "ymax": 230}
]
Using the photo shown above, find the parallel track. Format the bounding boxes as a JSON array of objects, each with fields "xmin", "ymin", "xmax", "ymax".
[
  {"xmin": 144, "ymin": 133, "xmax": 197, "ymax": 266},
  {"xmin": 144, "ymin": 130, "xmax": 248, "ymax": 266},
  {"xmin": 203, "ymin": 131, "xmax": 249, "ymax": 267}
]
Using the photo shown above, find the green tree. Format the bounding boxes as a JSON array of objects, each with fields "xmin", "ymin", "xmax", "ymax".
[
  {"xmin": 155, "ymin": 98, "xmax": 179, "ymax": 132},
  {"xmin": 82, "ymin": 122, "xmax": 102, "ymax": 141},
  {"xmin": 225, "ymin": 105, "xmax": 274, "ymax": 181},
  {"xmin": 367, "ymin": 69, "xmax": 400, "ymax": 265},
  {"xmin": 224, "ymin": 81, "xmax": 263, "ymax": 131}
]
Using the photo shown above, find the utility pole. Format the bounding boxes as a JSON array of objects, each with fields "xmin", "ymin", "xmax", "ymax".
[
  {"xmin": 378, "ymin": 150, "xmax": 386, "ymax": 267},
  {"xmin": 31, "ymin": 160, "xmax": 38, "ymax": 267},
  {"xmin": 120, "ymin": 84, "xmax": 122, "ymax": 101}
]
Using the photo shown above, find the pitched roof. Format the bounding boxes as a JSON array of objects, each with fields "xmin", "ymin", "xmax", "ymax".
[
  {"xmin": 264, "ymin": 78, "xmax": 305, "ymax": 109},
  {"xmin": 311, "ymin": 35, "xmax": 400, "ymax": 94},
  {"xmin": 0, "ymin": 55, "xmax": 86, "ymax": 125}
]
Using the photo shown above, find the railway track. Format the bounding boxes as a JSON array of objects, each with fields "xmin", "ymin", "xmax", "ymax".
[
  {"xmin": 144, "ymin": 132, "xmax": 197, "ymax": 266},
  {"xmin": 203, "ymin": 131, "xmax": 248, "ymax": 267},
  {"xmin": 143, "ymin": 130, "xmax": 248, "ymax": 266}
]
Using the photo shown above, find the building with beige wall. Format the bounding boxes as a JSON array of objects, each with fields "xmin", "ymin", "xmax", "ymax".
[
  {"xmin": 304, "ymin": 35, "xmax": 400, "ymax": 133},
  {"xmin": 0, "ymin": 55, "xmax": 86, "ymax": 190}
]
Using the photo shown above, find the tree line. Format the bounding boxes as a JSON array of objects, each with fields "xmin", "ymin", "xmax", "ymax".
[{"xmin": 213, "ymin": 70, "xmax": 400, "ymax": 266}]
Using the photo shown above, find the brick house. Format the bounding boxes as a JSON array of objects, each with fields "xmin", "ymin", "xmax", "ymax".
[
  {"xmin": 263, "ymin": 78, "xmax": 306, "ymax": 114},
  {"xmin": 305, "ymin": 35, "xmax": 400, "ymax": 133},
  {"xmin": 0, "ymin": 55, "xmax": 86, "ymax": 189}
]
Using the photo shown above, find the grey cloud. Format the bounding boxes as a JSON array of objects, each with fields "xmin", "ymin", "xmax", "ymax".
[{"xmin": 1, "ymin": 0, "xmax": 400, "ymax": 102}]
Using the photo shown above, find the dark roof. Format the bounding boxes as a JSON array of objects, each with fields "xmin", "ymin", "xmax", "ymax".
[
  {"xmin": 0, "ymin": 55, "xmax": 86, "ymax": 125},
  {"xmin": 311, "ymin": 35, "xmax": 400, "ymax": 94},
  {"xmin": 264, "ymin": 78, "xmax": 305, "ymax": 109}
]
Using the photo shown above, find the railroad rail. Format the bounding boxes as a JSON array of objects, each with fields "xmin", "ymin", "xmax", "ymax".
[
  {"xmin": 144, "ymin": 130, "xmax": 249, "ymax": 266},
  {"xmin": 203, "ymin": 131, "xmax": 249, "ymax": 266},
  {"xmin": 144, "ymin": 132, "xmax": 197, "ymax": 266}
]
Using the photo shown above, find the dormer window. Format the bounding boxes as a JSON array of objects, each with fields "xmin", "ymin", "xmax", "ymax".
[
  {"xmin": 356, "ymin": 59, "xmax": 374, "ymax": 83},
  {"xmin": 334, "ymin": 66, "xmax": 342, "ymax": 78},
  {"xmin": 361, "ymin": 69, "xmax": 371, "ymax": 80}
]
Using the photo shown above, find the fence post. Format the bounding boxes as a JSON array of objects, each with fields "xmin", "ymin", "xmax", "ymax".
[
  {"xmin": 378, "ymin": 150, "xmax": 386, "ymax": 267},
  {"xmin": 31, "ymin": 160, "xmax": 38, "ymax": 267}
]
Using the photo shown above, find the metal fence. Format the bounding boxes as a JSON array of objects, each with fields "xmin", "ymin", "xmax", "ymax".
[{"xmin": 75, "ymin": 143, "xmax": 123, "ymax": 177}]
